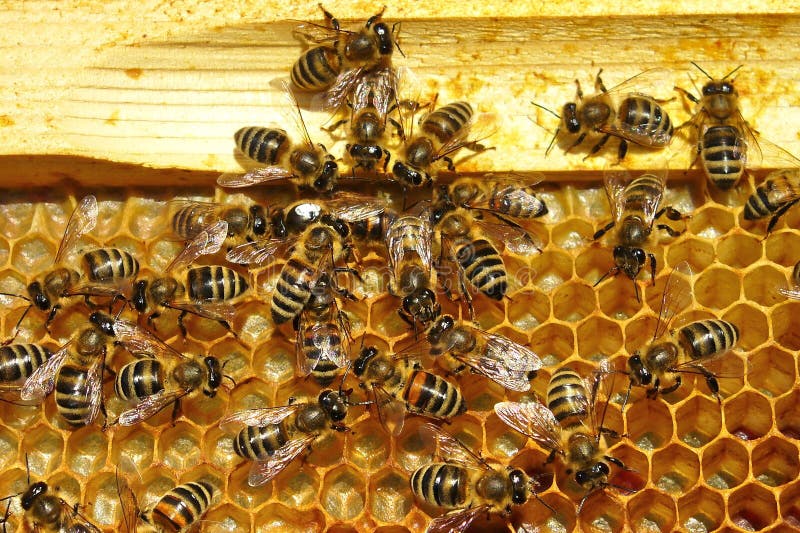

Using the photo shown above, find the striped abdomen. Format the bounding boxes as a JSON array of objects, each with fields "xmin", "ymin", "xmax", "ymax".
[
  {"xmin": 411, "ymin": 463, "xmax": 468, "ymax": 509},
  {"xmin": 488, "ymin": 183, "xmax": 548, "ymax": 218},
  {"xmin": 187, "ymin": 266, "xmax": 248, "ymax": 302},
  {"xmin": 303, "ymin": 322, "xmax": 345, "ymax": 386},
  {"xmin": 677, "ymin": 319, "xmax": 739, "ymax": 360},
  {"xmin": 0, "ymin": 344, "xmax": 51, "ymax": 384},
  {"xmin": 234, "ymin": 126, "xmax": 290, "ymax": 165},
  {"xmin": 82, "ymin": 248, "xmax": 139, "ymax": 283},
  {"xmin": 617, "ymin": 96, "xmax": 673, "ymax": 146},
  {"xmin": 151, "ymin": 481, "xmax": 215, "ymax": 533},
  {"xmin": 454, "ymin": 238, "xmax": 507, "ymax": 300},
  {"xmin": 547, "ymin": 367, "xmax": 589, "ymax": 428},
  {"xmin": 291, "ymin": 45, "xmax": 342, "ymax": 91},
  {"xmin": 405, "ymin": 370, "xmax": 466, "ymax": 420},
  {"xmin": 743, "ymin": 170, "xmax": 800, "ymax": 220},
  {"xmin": 700, "ymin": 125, "xmax": 745, "ymax": 190},
  {"xmin": 350, "ymin": 211, "xmax": 395, "ymax": 243},
  {"xmin": 233, "ymin": 421, "xmax": 290, "ymax": 461},
  {"xmin": 55, "ymin": 364, "xmax": 95, "ymax": 426},
  {"xmin": 623, "ymin": 173, "xmax": 664, "ymax": 215},
  {"xmin": 421, "ymin": 102, "xmax": 473, "ymax": 144},
  {"xmin": 114, "ymin": 359, "xmax": 165, "ymax": 401},
  {"xmin": 271, "ymin": 258, "xmax": 317, "ymax": 325}
]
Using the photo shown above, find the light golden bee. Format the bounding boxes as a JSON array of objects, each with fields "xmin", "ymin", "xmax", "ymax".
[
  {"xmin": 743, "ymin": 168, "xmax": 800, "ymax": 234},
  {"xmin": 624, "ymin": 261, "xmax": 739, "ymax": 406},
  {"xmin": 220, "ymin": 390, "xmax": 349, "ymax": 486},
  {"xmin": 496, "ymin": 367, "xmax": 636, "ymax": 513},
  {"xmin": 353, "ymin": 346, "xmax": 465, "ymax": 436},
  {"xmin": 443, "ymin": 175, "xmax": 548, "ymax": 221},
  {"xmin": 169, "ymin": 199, "xmax": 272, "ymax": 250},
  {"xmin": 534, "ymin": 68, "xmax": 674, "ymax": 160},
  {"xmin": 593, "ymin": 168, "xmax": 686, "ymax": 301},
  {"xmin": 410, "ymin": 423, "xmax": 547, "ymax": 533},
  {"xmin": 0, "ymin": 343, "xmax": 54, "ymax": 396}
]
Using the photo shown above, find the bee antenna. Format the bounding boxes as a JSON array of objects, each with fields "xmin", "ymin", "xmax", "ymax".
[
  {"xmin": 0, "ymin": 292, "xmax": 31, "ymax": 303},
  {"xmin": 24, "ymin": 453, "xmax": 30, "ymax": 485},
  {"xmin": 690, "ymin": 61, "xmax": 713, "ymax": 80},
  {"xmin": 528, "ymin": 481, "xmax": 557, "ymax": 515},
  {"xmin": 724, "ymin": 64, "xmax": 744, "ymax": 80},
  {"xmin": 620, "ymin": 379, "xmax": 634, "ymax": 415},
  {"xmin": 530, "ymin": 101, "xmax": 561, "ymax": 120},
  {"xmin": 391, "ymin": 22, "xmax": 406, "ymax": 58}
]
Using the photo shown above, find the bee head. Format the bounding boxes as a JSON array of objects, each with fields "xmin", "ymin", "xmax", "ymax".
[
  {"xmin": 319, "ymin": 389, "xmax": 348, "ymax": 422},
  {"xmin": 313, "ymin": 160, "xmax": 339, "ymax": 193},
  {"xmin": 562, "ymin": 102, "xmax": 580, "ymax": 134},
  {"xmin": 613, "ymin": 245, "xmax": 646, "ymax": 280},
  {"xmin": 392, "ymin": 160, "xmax": 428, "ymax": 188},
  {"xmin": 320, "ymin": 214, "xmax": 350, "ymax": 239},
  {"xmin": 402, "ymin": 288, "xmax": 440, "ymax": 324},
  {"xmin": 575, "ymin": 462, "xmax": 610, "ymax": 488},
  {"xmin": 371, "ymin": 22, "xmax": 394, "ymax": 56},
  {"xmin": 203, "ymin": 356, "xmax": 223, "ymax": 397},
  {"xmin": 249, "ymin": 205, "xmax": 269, "ymax": 237},
  {"xmin": 27, "ymin": 281, "xmax": 51, "ymax": 312},
  {"xmin": 21, "ymin": 481, "xmax": 48, "ymax": 511},
  {"xmin": 702, "ymin": 80, "xmax": 736, "ymax": 97},
  {"xmin": 628, "ymin": 352, "xmax": 652, "ymax": 386},
  {"xmin": 508, "ymin": 468, "xmax": 528, "ymax": 505},
  {"xmin": 426, "ymin": 315, "xmax": 454, "ymax": 346},
  {"xmin": 89, "ymin": 311, "xmax": 116, "ymax": 337},
  {"xmin": 132, "ymin": 279, "xmax": 148, "ymax": 313},
  {"xmin": 353, "ymin": 346, "xmax": 379, "ymax": 377}
]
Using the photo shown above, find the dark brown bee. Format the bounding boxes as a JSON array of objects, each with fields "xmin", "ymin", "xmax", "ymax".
[
  {"xmin": 674, "ymin": 63, "xmax": 754, "ymax": 190},
  {"xmin": 593, "ymin": 168, "xmax": 686, "ymax": 302},
  {"xmin": 132, "ymin": 222, "xmax": 247, "ymax": 336},
  {"xmin": 220, "ymin": 390, "xmax": 349, "ymax": 486},
  {"xmin": 533, "ymin": 68, "xmax": 674, "ymax": 160},
  {"xmin": 353, "ymin": 346, "xmax": 465, "ymax": 435},
  {"xmin": 743, "ymin": 168, "xmax": 800, "ymax": 234},
  {"xmin": 444, "ymin": 175, "xmax": 548, "ymax": 220},
  {"xmin": 410, "ymin": 423, "xmax": 547, "ymax": 533},
  {"xmin": 291, "ymin": 6, "xmax": 399, "ymax": 109},
  {"xmin": 496, "ymin": 367, "xmax": 636, "ymax": 513},
  {"xmin": 624, "ymin": 262, "xmax": 739, "ymax": 406},
  {"xmin": 169, "ymin": 199, "xmax": 271, "ymax": 250}
]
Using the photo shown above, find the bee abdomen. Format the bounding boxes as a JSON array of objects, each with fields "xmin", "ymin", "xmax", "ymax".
[
  {"xmin": 83, "ymin": 248, "xmax": 140, "ymax": 283},
  {"xmin": 743, "ymin": 172, "xmax": 800, "ymax": 220},
  {"xmin": 0, "ymin": 344, "xmax": 51, "ymax": 383},
  {"xmin": 234, "ymin": 424, "xmax": 289, "ymax": 460},
  {"xmin": 405, "ymin": 370, "xmax": 466, "ymax": 419},
  {"xmin": 411, "ymin": 463, "xmax": 467, "ymax": 509},
  {"xmin": 291, "ymin": 46, "xmax": 341, "ymax": 91},
  {"xmin": 304, "ymin": 323, "xmax": 344, "ymax": 386},
  {"xmin": 115, "ymin": 359, "xmax": 164, "ymax": 401},
  {"xmin": 456, "ymin": 239, "xmax": 507, "ymax": 300},
  {"xmin": 701, "ymin": 125, "xmax": 744, "ymax": 190},
  {"xmin": 678, "ymin": 319, "xmax": 739, "ymax": 360},
  {"xmin": 187, "ymin": 266, "xmax": 248, "ymax": 301},
  {"xmin": 55, "ymin": 364, "xmax": 93, "ymax": 426},
  {"xmin": 624, "ymin": 174, "xmax": 664, "ymax": 211},
  {"xmin": 421, "ymin": 102, "xmax": 472, "ymax": 144},
  {"xmin": 271, "ymin": 259, "xmax": 315, "ymax": 324},
  {"xmin": 151, "ymin": 481, "xmax": 215, "ymax": 533},
  {"xmin": 234, "ymin": 126, "xmax": 290, "ymax": 165},
  {"xmin": 490, "ymin": 185, "xmax": 547, "ymax": 218},
  {"xmin": 547, "ymin": 367, "xmax": 589, "ymax": 426},
  {"xmin": 618, "ymin": 96, "xmax": 673, "ymax": 144}
]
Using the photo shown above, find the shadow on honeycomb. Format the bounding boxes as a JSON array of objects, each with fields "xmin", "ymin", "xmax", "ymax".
[{"xmin": 0, "ymin": 178, "xmax": 797, "ymax": 533}]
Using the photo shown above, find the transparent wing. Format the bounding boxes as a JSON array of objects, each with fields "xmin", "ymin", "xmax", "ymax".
[
  {"xmin": 349, "ymin": 66, "xmax": 399, "ymax": 117},
  {"xmin": 165, "ymin": 301, "xmax": 237, "ymax": 324},
  {"xmin": 84, "ymin": 359, "xmax": 105, "ymax": 425},
  {"xmin": 426, "ymin": 506, "xmax": 490, "ymax": 533},
  {"xmin": 217, "ymin": 167, "xmax": 294, "ymax": 188},
  {"xmin": 115, "ymin": 468, "xmax": 140, "ymax": 533},
  {"xmin": 462, "ymin": 173, "xmax": 547, "ymax": 219},
  {"xmin": 117, "ymin": 389, "xmax": 185, "ymax": 426},
  {"xmin": 419, "ymin": 422, "xmax": 488, "ymax": 470},
  {"xmin": 387, "ymin": 214, "xmax": 433, "ymax": 275},
  {"xmin": 165, "ymin": 220, "xmax": 228, "ymax": 272},
  {"xmin": 602, "ymin": 167, "xmax": 631, "ymax": 223},
  {"xmin": 226, "ymin": 238, "xmax": 289, "ymax": 266},
  {"xmin": 755, "ymin": 169, "xmax": 800, "ymax": 212},
  {"xmin": 55, "ymin": 194, "xmax": 98, "ymax": 263},
  {"xmin": 372, "ymin": 384, "xmax": 407, "ymax": 436},
  {"xmin": 322, "ymin": 67, "xmax": 367, "ymax": 111},
  {"xmin": 166, "ymin": 199, "xmax": 222, "ymax": 238},
  {"xmin": 111, "ymin": 318, "xmax": 186, "ymax": 361},
  {"xmin": 457, "ymin": 328, "xmax": 542, "ymax": 392},
  {"xmin": 603, "ymin": 68, "xmax": 675, "ymax": 101},
  {"xmin": 218, "ymin": 405, "xmax": 302, "ymax": 433},
  {"xmin": 327, "ymin": 195, "xmax": 388, "ymax": 223},
  {"xmin": 293, "ymin": 20, "xmax": 345, "ymax": 44},
  {"xmin": 779, "ymin": 286, "xmax": 800, "ymax": 300},
  {"xmin": 433, "ymin": 113, "xmax": 495, "ymax": 164},
  {"xmin": 638, "ymin": 170, "xmax": 668, "ymax": 227},
  {"xmin": 20, "ymin": 343, "xmax": 70, "ymax": 402},
  {"xmin": 752, "ymin": 134, "xmax": 800, "ymax": 171},
  {"xmin": 247, "ymin": 434, "xmax": 316, "ymax": 486},
  {"xmin": 653, "ymin": 261, "xmax": 693, "ymax": 340},
  {"xmin": 475, "ymin": 219, "xmax": 541, "ymax": 255},
  {"xmin": 493, "ymin": 401, "xmax": 562, "ymax": 453}
]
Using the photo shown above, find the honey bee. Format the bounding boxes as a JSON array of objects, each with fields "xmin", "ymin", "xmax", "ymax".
[
  {"xmin": 410, "ymin": 422, "xmax": 548, "ymax": 533},
  {"xmin": 169, "ymin": 199, "xmax": 271, "ymax": 249},
  {"xmin": 19, "ymin": 319, "xmax": 111, "ymax": 427},
  {"xmin": 593, "ymin": 168, "xmax": 686, "ymax": 302},
  {"xmin": 1, "ymin": 459, "xmax": 101, "ymax": 532},
  {"xmin": 0, "ymin": 195, "xmax": 140, "ymax": 339},
  {"xmin": 674, "ymin": 63, "xmax": 755, "ymax": 190},
  {"xmin": 271, "ymin": 215, "xmax": 354, "ymax": 326},
  {"xmin": 495, "ymin": 367, "xmax": 635, "ymax": 513},
  {"xmin": 624, "ymin": 261, "xmax": 739, "ymax": 406},
  {"xmin": 0, "ymin": 343, "xmax": 54, "ymax": 396},
  {"xmin": 443, "ymin": 174, "xmax": 548, "ymax": 221},
  {"xmin": 132, "ymin": 221, "xmax": 247, "ymax": 336},
  {"xmin": 219, "ymin": 390, "xmax": 349, "ymax": 486},
  {"xmin": 533, "ymin": 68, "xmax": 674, "ymax": 160},
  {"xmin": 392, "ymin": 101, "xmax": 491, "ymax": 189},
  {"xmin": 423, "ymin": 314, "xmax": 542, "ymax": 392},
  {"xmin": 291, "ymin": 6, "xmax": 399, "ymax": 110},
  {"xmin": 353, "ymin": 346, "xmax": 466, "ymax": 436},
  {"xmin": 743, "ymin": 168, "xmax": 800, "ymax": 235},
  {"xmin": 217, "ymin": 90, "xmax": 339, "ymax": 194},
  {"xmin": 386, "ymin": 212, "xmax": 440, "ymax": 331},
  {"xmin": 778, "ymin": 260, "xmax": 800, "ymax": 300},
  {"xmin": 89, "ymin": 312, "xmax": 229, "ymax": 426},
  {"xmin": 295, "ymin": 272, "xmax": 354, "ymax": 386}
]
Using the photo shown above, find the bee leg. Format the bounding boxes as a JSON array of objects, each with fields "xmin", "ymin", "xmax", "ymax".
[
  {"xmin": 655, "ymin": 223, "xmax": 683, "ymax": 237},
  {"xmin": 604, "ymin": 455, "xmax": 631, "ymax": 471},
  {"xmin": 593, "ymin": 265, "xmax": 620, "ymax": 288},
  {"xmin": 660, "ymin": 206, "xmax": 688, "ymax": 221},
  {"xmin": 659, "ymin": 376, "xmax": 681, "ymax": 395},
  {"xmin": 594, "ymin": 69, "xmax": 606, "ymax": 93},
  {"xmin": 574, "ymin": 78, "xmax": 584, "ymax": 101},
  {"xmin": 648, "ymin": 253, "xmax": 657, "ymax": 286},
  {"xmin": 388, "ymin": 117, "xmax": 404, "ymax": 139},
  {"xmin": 177, "ymin": 310, "xmax": 188, "ymax": 338},
  {"xmin": 696, "ymin": 367, "xmax": 721, "ymax": 403},
  {"xmin": 322, "ymin": 118, "xmax": 349, "ymax": 135},
  {"xmin": 2, "ymin": 304, "xmax": 31, "ymax": 345},
  {"xmin": 381, "ymin": 148, "xmax": 391, "ymax": 173},
  {"xmin": 217, "ymin": 319, "xmax": 238, "ymax": 338},
  {"xmin": 83, "ymin": 295, "xmax": 98, "ymax": 309},
  {"xmin": 443, "ymin": 156, "xmax": 456, "ymax": 171},
  {"xmin": 617, "ymin": 138, "xmax": 628, "ymax": 162},
  {"xmin": 584, "ymin": 133, "xmax": 611, "ymax": 160},
  {"xmin": 593, "ymin": 220, "xmax": 615, "ymax": 241},
  {"xmin": 44, "ymin": 304, "xmax": 61, "ymax": 332},
  {"xmin": 318, "ymin": 3, "xmax": 339, "ymax": 30},
  {"xmin": 171, "ymin": 397, "xmax": 182, "ymax": 425},
  {"xmin": 673, "ymin": 86, "xmax": 700, "ymax": 105},
  {"xmin": 765, "ymin": 199, "xmax": 800, "ymax": 237}
]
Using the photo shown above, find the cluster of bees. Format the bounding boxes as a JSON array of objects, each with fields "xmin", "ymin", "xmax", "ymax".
[{"xmin": 2, "ymin": 5, "xmax": 800, "ymax": 533}]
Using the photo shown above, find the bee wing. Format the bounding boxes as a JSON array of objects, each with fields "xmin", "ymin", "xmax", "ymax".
[
  {"xmin": 419, "ymin": 422, "xmax": 488, "ymax": 470},
  {"xmin": 458, "ymin": 329, "xmax": 542, "ymax": 392},
  {"xmin": 751, "ymin": 132, "xmax": 800, "ymax": 171},
  {"xmin": 55, "ymin": 194, "xmax": 98, "ymax": 264},
  {"xmin": 166, "ymin": 301, "xmax": 237, "ymax": 324},
  {"xmin": 425, "ymin": 505, "xmax": 491, "ymax": 533},
  {"xmin": 475, "ymin": 219, "xmax": 542, "ymax": 255},
  {"xmin": 60, "ymin": 499, "xmax": 103, "ymax": 533},
  {"xmin": 758, "ymin": 170, "xmax": 800, "ymax": 210},
  {"xmin": 433, "ymin": 113, "xmax": 495, "ymax": 163},
  {"xmin": 112, "ymin": 319, "xmax": 186, "ymax": 361},
  {"xmin": 166, "ymin": 199, "xmax": 221, "ymax": 229},
  {"xmin": 247, "ymin": 434, "xmax": 317, "ymax": 486},
  {"xmin": 388, "ymin": 214, "xmax": 433, "ymax": 274},
  {"xmin": 653, "ymin": 261, "xmax": 694, "ymax": 340},
  {"xmin": 217, "ymin": 167, "xmax": 294, "ymax": 188},
  {"xmin": 350, "ymin": 66, "xmax": 399, "ymax": 117},
  {"xmin": 85, "ymin": 359, "xmax": 105, "ymax": 425},
  {"xmin": 292, "ymin": 20, "xmax": 344, "ymax": 44},
  {"xmin": 165, "ymin": 220, "xmax": 228, "ymax": 272},
  {"xmin": 117, "ymin": 390, "xmax": 185, "ymax": 426},
  {"xmin": 321, "ymin": 67, "xmax": 367, "ymax": 111},
  {"xmin": 219, "ymin": 405, "xmax": 302, "ymax": 433},
  {"xmin": 226, "ymin": 238, "xmax": 289, "ymax": 266},
  {"xmin": 494, "ymin": 401, "xmax": 562, "ymax": 454},
  {"xmin": 64, "ymin": 280, "xmax": 133, "ymax": 299},
  {"xmin": 20, "ymin": 343, "xmax": 71, "ymax": 402},
  {"xmin": 640, "ymin": 170, "xmax": 668, "ymax": 226},
  {"xmin": 603, "ymin": 68, "xmax": 675, "ymax": 101},
  {"xmin": 779, "ymin": 286, "xmax": 800, "ymax": 300},
  {"xmin": 115, "ymin": 468, "xmax": 140, "ymax": 533},
  {"xmin": 602, "ymin": 166, "xmax": 631, "ymax": 224},
  {"xmin": 328, "ymin": 196, "xmax": 388, "ymax": 223},
  {"xmin": 372, "ymin": 384, "xmax": 406, "ymax": 436}
]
